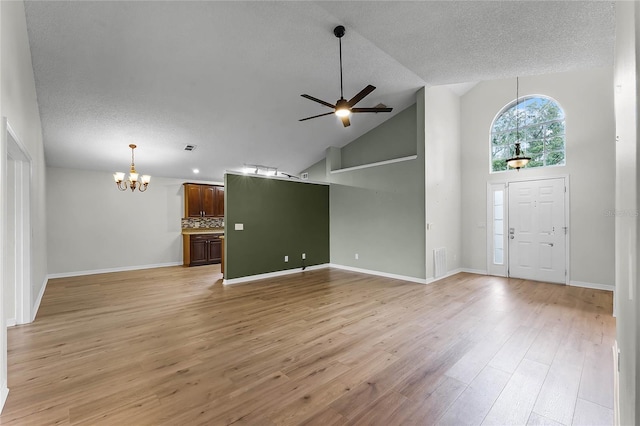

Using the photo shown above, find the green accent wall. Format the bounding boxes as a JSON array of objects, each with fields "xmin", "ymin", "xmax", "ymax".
[{"xmin": 224, "ymin": 174, "xmax": 329, "ymax": 279}]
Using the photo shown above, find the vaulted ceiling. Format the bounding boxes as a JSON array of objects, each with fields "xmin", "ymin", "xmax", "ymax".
[{"xmin": 23, "ymin": 1, "xmax": 615, "ymax": 182}]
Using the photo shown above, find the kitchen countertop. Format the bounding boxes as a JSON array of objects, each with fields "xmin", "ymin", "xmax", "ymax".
[{"xmin": 181, "ymin": 228, "xmax": 224, "ymax": 235}]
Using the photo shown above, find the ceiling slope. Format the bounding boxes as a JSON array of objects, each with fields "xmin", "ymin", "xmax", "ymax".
[{"xmin": 22, "ymin": 1, "xmax": 614, "ymax": 181}]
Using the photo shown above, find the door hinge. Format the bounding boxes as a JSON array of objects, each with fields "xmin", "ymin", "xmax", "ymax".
[{"xmin": 618, "ymin": 350, "xmax": 621, "ymax": 372}]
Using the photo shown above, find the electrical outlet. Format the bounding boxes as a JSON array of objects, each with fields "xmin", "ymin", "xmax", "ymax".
[
  {"xmin": 355, "ymin": 253, "xmax": 359, "ymax": 260},
  {"xmin": 302, "ymin": 253, "xmax": 306, "ymax": 260},
  {"xmin": 284, "ymin": 256, "xmax": 288, "ymax": 262}
]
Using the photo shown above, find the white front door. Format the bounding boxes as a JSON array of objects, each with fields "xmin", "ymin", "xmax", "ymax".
[{"xmin": 508, "ymin": 178, "xmax": 566, "ymax": 283}]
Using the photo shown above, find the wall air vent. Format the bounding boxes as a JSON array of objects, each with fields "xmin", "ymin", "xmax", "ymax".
[{"xmin": 184, "ymin": 144, "xmax": 197, "ymax": 151}]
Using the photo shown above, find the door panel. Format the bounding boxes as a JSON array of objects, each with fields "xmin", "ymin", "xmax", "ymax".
[
  {"xmin": 202, "ymin": 186, "xmax": 216, "ymax": 217},
  {"xmin": 186, "ymin": 185, "xmax": 203, "ymax": 218},
  {"xmin": 508, "ymin": 178, "xmax": 566, "ymax": 284},
  {"xmin": 538, "ymin": 243, "xmax": 554, "ymax": 270},
  {"xmin": 516, "ymin": 241, "xmax": 533, "ymax": 268}
]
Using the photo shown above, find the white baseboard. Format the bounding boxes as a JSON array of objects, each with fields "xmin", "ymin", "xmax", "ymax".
[
  {"xmin": 460, "ymin": 268, "xmax": 488, "ymax": 275},
  {"xmin": 426, "ymin": 268, "xmax": 465, "ymax": 284},
  {"xmin": 569, "ymin": 280, "xmax": 614, "ymax": 292},
  {"xmin": 31, "ymin": 276, "xmax": 48, "ymax": 323},
  {"xmin": 223, "ymin": 264, "xmax": 329, "ymax": 285},
  {"xmin": 6, "ymin": 319, "xmax": 16, "ymax": 327},
  {"xmin": 328, "ymin": 264, "xmax": 427, "ymax": 284},
  {"xmin": 0, "ymin": 381, "xmax": 8, "ymax": 414},
  {"xmin": 47, "ymin": 261, "xmax": 183, "ymax": 280}
]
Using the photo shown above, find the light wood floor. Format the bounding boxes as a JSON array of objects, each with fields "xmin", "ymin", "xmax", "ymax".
[{"xmin": 0, "ymin": 267, "xmax": 614, "ymax": 425}]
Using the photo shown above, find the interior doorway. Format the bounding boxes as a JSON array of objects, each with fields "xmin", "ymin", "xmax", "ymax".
[
  {"xmin": 487, "ymin": 177, "xmax": 568, "ymax": 284},
  {"xmin": 3, "ymin": 119, "xmax": 32, "ymax": 326}
]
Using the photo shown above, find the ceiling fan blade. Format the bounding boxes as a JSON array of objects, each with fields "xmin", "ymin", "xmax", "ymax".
[
  {"xmin": 351, "ymin": 107, "xmax": 394, "ymax": 113},
  {"xmin": 299, "ymin": 111, "xmax": 335, "ymax": 122},
  {"xmin": 301, "ymin": 94, "xmax": 335, "ymax": 109},
  {"xmin": 347, "ymin": 85, "xmax": 376, "ymax": 107},
  {"xmin": 341, "ymin": 116, "xmax": 351, "ymax": 127}
]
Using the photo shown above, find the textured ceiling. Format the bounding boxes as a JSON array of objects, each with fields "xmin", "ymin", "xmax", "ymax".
[{"xmin": 23, "ymin": 1, "xmax": 615, "ymax": 182}]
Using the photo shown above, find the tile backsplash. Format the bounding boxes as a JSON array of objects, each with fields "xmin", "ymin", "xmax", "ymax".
[{"xmin": 181, "ymin": 217, "xmax": 224, "ymax": 229}]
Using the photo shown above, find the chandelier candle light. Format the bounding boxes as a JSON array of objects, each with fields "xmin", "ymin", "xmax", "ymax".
[
  {"xmin": 506, "ymin": 77, "xmax": 531, "ymax": 170},
  {"xmin": 114, "ymin": 144, "xmax": 151, "ymax": 192}
]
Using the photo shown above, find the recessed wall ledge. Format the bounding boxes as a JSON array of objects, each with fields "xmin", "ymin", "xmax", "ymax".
[{"xmin": 330, "ymin": 155, "xmax": 418, "ymax": 174}]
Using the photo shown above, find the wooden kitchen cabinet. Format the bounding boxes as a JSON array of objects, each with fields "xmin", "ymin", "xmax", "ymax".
[
  {"xmin": 184, "ymin": 183, "xmax": 223, "ymax": 218},
  {"xmin": 183, "ymin": 234, "xmax": 221, "ymax": 266},
  {"xmin": 214, "ymin": 186, "xmax": 224, "ymax": 217},
  {"xmin": 184, "ymin": 183, "xmax": 215, "ymax": 218}
]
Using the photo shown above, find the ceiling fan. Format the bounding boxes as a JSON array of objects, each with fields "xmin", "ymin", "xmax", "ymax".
[{"xmin": 299, "ymin": 25, "xmax": 393, "ymax": 128}]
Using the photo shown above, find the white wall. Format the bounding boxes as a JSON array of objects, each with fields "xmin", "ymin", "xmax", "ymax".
[
  {"xmin": 0, "ymin": 0, "xmax": 48, "ymax": 409},
  {"xmin": 47, "ymin": 167, "xmax": 199, "ymax": 276},
  {"xmin": 301, "ymin": 102, "xmax": 426, "ymax": 281},
  {"xmin": 461, "ymin": 68, "xmax": 616, "ymax": 288},
  {"xmin": 613, "ymin": 2, "xmax": 639, "ymax": 424},
  {"xmin": 424, "ymin": 86, "xmax": 462, "ymax": 280}
]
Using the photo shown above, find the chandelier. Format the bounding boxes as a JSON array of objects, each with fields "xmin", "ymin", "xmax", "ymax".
[
  {"xmin": 506, "ymin": 77, "xmax": 531, "ymax": 171},
  {"xmin": 113, "ymin": 144, "xmax": 151, "ymax": 192}
]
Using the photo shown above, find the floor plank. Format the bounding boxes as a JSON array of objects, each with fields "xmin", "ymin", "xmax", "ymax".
[
  {"xmin": 0, "ymin": 267, "xmax": 615, "ymax": 425},
  {"xmin": 438, "ymin": 366, "xmax": 511, "ymax": 426},
  {"xmin": 481, "ymin": 359, "xmax": 549, "ymax": 425},
  {"xmin": 571, "ymin": 398, "xmax": 614, "ymax": 426}
]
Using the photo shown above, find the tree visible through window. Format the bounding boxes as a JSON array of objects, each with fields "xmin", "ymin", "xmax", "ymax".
[{"xmin": 491, "ymin": 96, "xmax": 565, "ymax": 172}]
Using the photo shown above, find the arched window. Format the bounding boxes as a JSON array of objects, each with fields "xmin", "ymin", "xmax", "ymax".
[{"xmin": 491, "ymin": 96, "xmax": 565, "ymax": 172}]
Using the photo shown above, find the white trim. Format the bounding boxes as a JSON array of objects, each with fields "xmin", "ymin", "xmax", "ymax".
[
  {"xmin": 613, "ymin": 340, "xmax": 620, "ymax": 426},
  {"xmin": 0, "ymin": 118, "xmax": 7, "ymax": 413},
  {"xmin": 569, "ymin": 280, "xmax": 614, "ymax": 292},
  {"xmin": 612, "ymin": 288, "xmax": 616, "ymax": 318},
  {"xmin": 426, "ymin": 268, "xmax": 464, "ymax": 284},
  {"xmin": 223, "ymin": 264, "xmax": 329, "ymax": 285},
  {"xmin": 31, "ymin": 277, "xmax": 48, "ymax": 323},
  {"xmin": 0, "ymin": 380, "xmax": 8, "ymax": 414},
  {"xmin": 461, "ymin": 268, "xmax": 488, "ymax": 275},
  {"xmin": 330, "ymin": 155, "xmax": 417, "ymax": 174},
  {"xmin": 328, "ymin": 263, "xmax": 427, "ymax": 284},
  {"xmin": 5, "ymin": 319, "xmax": 15, "ymax": 328},
  {"xmin": 46, "ymin": 262, "xmax": 183, "ymax": 280},
  {"xmin": 4, "ymin": 122, "xmax": 33, "ymax": 325}
]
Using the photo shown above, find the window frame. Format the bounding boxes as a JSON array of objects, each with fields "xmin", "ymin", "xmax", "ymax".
[{"xmin": 489, "ymin": 94, "xmax": 566, "ymax": 173}]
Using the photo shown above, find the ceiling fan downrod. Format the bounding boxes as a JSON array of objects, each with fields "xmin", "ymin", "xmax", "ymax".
[{"xmin": 334, "ymin": 25, "xmax": 346, "ymax": 100}]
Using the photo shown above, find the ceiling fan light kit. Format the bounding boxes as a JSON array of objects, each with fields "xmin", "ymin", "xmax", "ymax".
[{"xmin": 299, "ymin": 25, "xmax": 393, "ymax": 127}]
